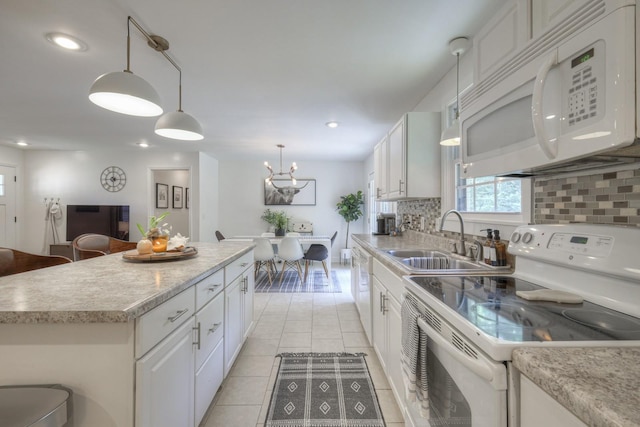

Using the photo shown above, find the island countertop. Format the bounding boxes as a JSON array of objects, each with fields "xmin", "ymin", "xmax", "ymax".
[{"xmin": 0, "ymin": 241, "xmax": 254, "ymax": 324}]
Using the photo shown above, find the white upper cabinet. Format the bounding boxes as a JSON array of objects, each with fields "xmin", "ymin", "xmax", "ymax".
[
  {"xmin": 374, "ymin": 112, "xmax": 441, "ymax": 201},
  {"xmin": 473, "ymin": 0, "xmax": 530, "ymax": 84}
]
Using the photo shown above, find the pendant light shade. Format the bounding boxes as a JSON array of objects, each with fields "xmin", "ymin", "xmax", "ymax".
[
  {"xmin": 155, "ymin": 110, "xmax": 204, "ymax": 140},
  {"xmin": 439, "ymin": 118, "xmax": 460, "ymax": 146},
  {"xmin": 89, "ymin": 70, "xmax": 163, "ymax": 117},
  {"xmin": 440, "ymin": 37, "xmax": 469, "ymax": 146}
]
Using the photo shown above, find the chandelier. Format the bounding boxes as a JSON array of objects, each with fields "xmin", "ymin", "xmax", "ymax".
[{"xmin": 264, "ymin": 144, "xmax": 297, "ymax": 185}]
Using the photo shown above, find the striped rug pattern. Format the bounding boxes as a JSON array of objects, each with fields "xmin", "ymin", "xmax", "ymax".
[{"xmin": 255, "ymin": 269, "xmax": 342, "ymax": 293}]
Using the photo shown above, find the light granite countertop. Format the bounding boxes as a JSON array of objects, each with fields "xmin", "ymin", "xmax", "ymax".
[
  {"xmin": 0, "ymin": 241, "xmax": 254, "ymax": 324},
  {"xmin": 513, "ymin": 347, "xmax": 640, "ymax": 427}
]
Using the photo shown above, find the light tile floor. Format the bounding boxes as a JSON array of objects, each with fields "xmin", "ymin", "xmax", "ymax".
[{"xmin": 201, "ymin": 265, "xmax": 405, "ymax": 427}]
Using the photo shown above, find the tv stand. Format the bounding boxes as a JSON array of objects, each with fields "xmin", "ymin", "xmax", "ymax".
[{"xmin": 50, "ymin": 243, "xmax": 73, "ymax": 260}]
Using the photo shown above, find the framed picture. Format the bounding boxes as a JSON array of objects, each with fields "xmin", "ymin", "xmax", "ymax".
[
  {"xmin": 156, "ymin": 183, "xmax": 169, "ymax": 209},
  {"xmin": 173, "ymin": 186, "xmax": 183, "ymax": 209},
  {"xmin": 264, "ymin": 178, "xmax": 316, "ymax": 206},
  {"xmin": 185, "ymin": 187, "xmax": 190, "ymax": 209}
]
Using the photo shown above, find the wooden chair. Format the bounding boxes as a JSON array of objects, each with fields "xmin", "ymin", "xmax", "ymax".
[
  {"xmin": 72, "ymin": 233, "xmax": 137, "ymax": 261},
  {"xmin": 0, "ymin": 247, "xmax": 72, "ymax": 277}
]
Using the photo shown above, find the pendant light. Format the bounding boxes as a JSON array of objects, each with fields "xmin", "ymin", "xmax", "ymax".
[
  {"xmin": 89, "ymin": 16, "xmax": 203, "ymax": 140},
  {"xmin": 264, "ymin": 144, "xmax": 298, "ymax": 185},
  {"xmin": 440, "ymin": 37, "xmax": 470, "ymax": 146},
  {"xmin": 88, "ymin": 17, "xmax": 163, "ymax": 117}
]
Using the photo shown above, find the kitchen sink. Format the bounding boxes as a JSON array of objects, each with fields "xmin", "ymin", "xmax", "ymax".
[
  {"xmin": 381, "ymin": 249, "xmax": 447, "ymax": 258},
  {"xmin": 379, "ymin": 248, "xmax": 503, "ymax": 274}
]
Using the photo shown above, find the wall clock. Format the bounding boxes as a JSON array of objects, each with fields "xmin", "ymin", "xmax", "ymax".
[{"xmin": 101, "ymin": 166, "xmax": 127, "ymax": 192}]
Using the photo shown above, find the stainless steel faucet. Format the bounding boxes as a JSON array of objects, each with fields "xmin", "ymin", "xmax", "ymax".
[{"xmin": 439, "ymin": 209, "xmax": 465, "ymax": 256}]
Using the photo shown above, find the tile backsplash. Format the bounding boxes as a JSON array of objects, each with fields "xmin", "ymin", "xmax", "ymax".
[
  {"xmin": 396, "ymin": 198, "xmax": 441, "ymax": 233},
  {"xmin": 534, "ymin": 167, "xmax": 640, "ymax": 227}
]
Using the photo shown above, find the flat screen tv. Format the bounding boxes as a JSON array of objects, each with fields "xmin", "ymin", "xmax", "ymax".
[{"xmin": 66, "ymin": 205, "xmax": 130, "ymax": 242}]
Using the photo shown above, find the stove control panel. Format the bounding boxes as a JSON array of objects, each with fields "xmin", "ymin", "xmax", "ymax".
[{"xmin": 508, "ymin": 224, "xmax": 640, "ymax": 282}]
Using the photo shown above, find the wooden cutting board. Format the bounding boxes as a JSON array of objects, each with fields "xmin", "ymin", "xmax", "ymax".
[
  {"xmin": 516, "ymin": 289, "xmax": 583, "ymax": 304},
  {"xmin": 122, "ymin": 247, "xmax": 198, "ymax": 262}
]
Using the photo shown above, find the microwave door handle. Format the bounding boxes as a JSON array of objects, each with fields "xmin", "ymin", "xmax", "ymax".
[
  {"xmin": 417, "ymin": 318, "xmax": 505, "ymax": 390},
  {"xmin": 532, "ymin": 50, "xmax": 559, "ymax": 159}
]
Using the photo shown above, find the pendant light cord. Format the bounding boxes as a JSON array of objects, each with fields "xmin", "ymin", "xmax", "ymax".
[
  {"xmin": 455, "ymin": 51, "xmax": 460, "ymax": 120},
  {"xmin": 126, "ymin": 16, "xmax": 184, "ymax": 111}
]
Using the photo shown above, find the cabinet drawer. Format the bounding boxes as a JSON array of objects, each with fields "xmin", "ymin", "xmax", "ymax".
[
  {"xmin": 195, "ymin": 340, "xmax": 224, "ymax": 426},
  {"xmin": 372, "ymin": 259, "xmax": 404, "ymax": 302},
  {"xmin": 195, "ymin": 269, "xmax": 224, "ymax": 311},
  {"xmin": 135, "ymin": 286, "xmax": 196, "ymax": 359},
  {"xmin": 225, "ymin": 251, "xmax": 253, "ymax": 285},
  {"xmin": 195, "ymin": 292, "xmax": 224, "ymax": 370}
]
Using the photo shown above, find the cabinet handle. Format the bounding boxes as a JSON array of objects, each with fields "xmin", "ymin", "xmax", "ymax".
[
  {"xmin": 167, "ymin": 308, "xmax": 189, "ymax": 323},
  {"xmin": 382, "ymin": 295, "xmax": 388, "ymax": 314},
  {"xmin": 398, "ymin": 180, "xmax": 404, "ymax": 194},
  {"xmin": 209, "ymin": 322, "xmax": 222, "ymax": 334},
  {"xmin": 376, "ymin": 187, "xmax": 381, "ymax": 198},
  {"xmin": 379, "ymin": 292, "xmax": 384, "ymax": 313},
  {"xmin": 208, "ymin": 284, "xmax": 222, "ymax": 292},
  {"xmin": 243, "ymin": 276, "xmax": 249, "ymax": 293},
  {"xmin": 240, "ymin": 262, "xmax": 249, "ymax": 267},
  {"xmin": 193, "ymin": 323, "xmax": 201, "ymax": 350}
]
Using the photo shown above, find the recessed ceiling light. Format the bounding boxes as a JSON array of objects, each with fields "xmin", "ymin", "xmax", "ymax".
[
  {"xmin": 45, "ymin": 32, "xmax": 88, "ymax": 51},
  {"xmin": 325, "ymin": 121, "xmax": 339, "ymax": 128},
  {"xmin": 17, "ymin": 141, "xmax": 28, "ymax": 146},
  {"xmin": 138, "ymin": 142, "xmax": 149, "ymax": 148}
]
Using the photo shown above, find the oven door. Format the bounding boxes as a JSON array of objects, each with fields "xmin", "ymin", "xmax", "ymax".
[{"xmin": 405, "ymin": 314, "xmax": 508, "ymax": 427}]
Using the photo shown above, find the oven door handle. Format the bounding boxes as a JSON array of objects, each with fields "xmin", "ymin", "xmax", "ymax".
[{"xmin": 417, "ymin": 318, "xmax": 506, "ymax": 390}]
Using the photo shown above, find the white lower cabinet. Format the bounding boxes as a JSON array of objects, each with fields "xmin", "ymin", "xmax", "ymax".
[
  {"xmin": 195, "ymin": 340, "xmax": 224, "ymax": 424},
  {"xmin": 371, "ymin": 259, "xmax": 405, "ymax": 412},
  {"xmin": 520, "ymin": 375, "xmax": 586, "ymax": 427},
  {"xmin": 224, "ymin": 251, "xmax": 254, "ymax": 376},
  {"xmin": 136, "ymin": 318, "xmax": 196, "ymax": 427}
]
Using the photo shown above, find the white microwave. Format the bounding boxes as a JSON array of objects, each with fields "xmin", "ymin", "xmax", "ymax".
[{"xmin": 460, "ymin": 0, "xmax": 640, "ymax": 178}]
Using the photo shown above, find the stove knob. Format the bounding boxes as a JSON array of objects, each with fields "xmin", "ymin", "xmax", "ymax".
[
  {"xmin": 510, "ymin": 232, "xmax": 521, "ymax": 243},
  {"xmin": 522, "ymin": 232, "xmax": 533, "ymax": 244}
]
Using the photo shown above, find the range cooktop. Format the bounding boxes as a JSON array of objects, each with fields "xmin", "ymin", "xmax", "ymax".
[{"xmin": 409, "ymin": 274, "xmax": 640, "ymax": 343}]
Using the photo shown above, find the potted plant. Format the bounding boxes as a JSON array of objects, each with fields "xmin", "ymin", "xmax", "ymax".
[
  {"xmin": 137, "ymin": 212, "xmax": 171, "ymax": 253},
  {"xmin": 336, "ymin": 191, "xmax": 364, "ymax": 260},
  {"xmin": 261, "ymin": 209, "xmax": 290, "ymax": 236}
]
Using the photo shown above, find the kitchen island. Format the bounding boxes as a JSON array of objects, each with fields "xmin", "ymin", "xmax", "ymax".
[{"xmin": 0, "ymin": 241, "xmax": 254, "ymax": 427}]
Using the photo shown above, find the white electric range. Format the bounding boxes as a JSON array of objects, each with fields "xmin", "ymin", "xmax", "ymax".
[{"xmin": 402, "ymin": 224, "xmax": 640, "ymax": 427}]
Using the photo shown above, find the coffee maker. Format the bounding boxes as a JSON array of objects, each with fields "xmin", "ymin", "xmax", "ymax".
[{"xmin": 374, "ymin": 213, "xmax": 396, "ymax": 235}]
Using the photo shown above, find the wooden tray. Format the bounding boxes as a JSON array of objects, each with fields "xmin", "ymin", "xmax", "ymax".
[{"xmin": 122, "ymin": 246, "xmax": 198, "ymax": 262}]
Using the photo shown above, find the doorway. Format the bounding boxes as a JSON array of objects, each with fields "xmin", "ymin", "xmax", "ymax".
[
  {"xmin": 150, "ymin": 168, "xmax": 191, "ymax": 238},
  {"xmin": 0, "ymin": 166, "xmax": 16, "ymax": 248}
]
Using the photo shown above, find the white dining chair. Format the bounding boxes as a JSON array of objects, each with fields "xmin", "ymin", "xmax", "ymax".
[
  {"xmin": 277, "ymin": 237, "xmax": 304, "ymax": 285},
  {"xmin": 253, "ymin": 238, "xmax": 277, "ymax": 285}
]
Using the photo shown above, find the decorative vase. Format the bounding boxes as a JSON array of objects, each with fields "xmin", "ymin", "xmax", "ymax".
[
  {"xmin": 151, "ymin": 235, "xmax": 169, "ymax": 253},
  {"xmin": 275, "ymin": 228, "xmax": 285, "ymax": 237}
]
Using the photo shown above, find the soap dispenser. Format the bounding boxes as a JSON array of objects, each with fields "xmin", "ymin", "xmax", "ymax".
[
  {"xmin": 481, "ymin": 229, "xmax": 493, "ymax": 265},
  {"xmin": 493, "ymin": 229, "xmax": 507, "ymax": 266}
]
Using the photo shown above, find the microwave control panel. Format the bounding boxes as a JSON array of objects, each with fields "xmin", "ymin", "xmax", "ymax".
[{"xmin": 563, "ymin": 41, "xmax": 605, "ymax": 129}]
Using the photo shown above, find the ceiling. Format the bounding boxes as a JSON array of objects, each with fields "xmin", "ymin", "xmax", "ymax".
[{"xmin": 0, "ymin": 0, "xmax": 505, "ymax": 162}]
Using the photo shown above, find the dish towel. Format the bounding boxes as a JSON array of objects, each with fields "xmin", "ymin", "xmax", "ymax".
[{"xmin": 401, "ymin": 293, "xmax": 430, "ymax": 417}]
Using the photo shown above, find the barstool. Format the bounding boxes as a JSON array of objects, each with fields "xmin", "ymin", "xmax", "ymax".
[{"xmin": 0, "ymin": 384, "xmax": 72, "ymax": 427}]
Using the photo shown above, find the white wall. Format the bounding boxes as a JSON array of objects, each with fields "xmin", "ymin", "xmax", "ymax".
[
  {"xmin": 198, "ymin": 152, "xmax": 219, "ymax": 243},
  {"xmin": 218, "ymin": 159, "xmax": 365, "ymax": 257},
  {"xmin": 21, "ymin": 150, "xmax": 200, "ymax": 254}
]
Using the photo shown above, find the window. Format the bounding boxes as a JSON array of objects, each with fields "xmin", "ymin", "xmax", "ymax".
[{"xmin": 456, "ymin": 166, "xmax": 521, "ymax": 213}]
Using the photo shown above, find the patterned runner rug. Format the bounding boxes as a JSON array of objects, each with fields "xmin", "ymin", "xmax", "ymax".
[
  {"xmin": 255, "ymin": 269, "xmax": 342, "ymax": 293},
  {"xmin": 265, "ymin": 353, "xmax": 386, "ymax": 427}
]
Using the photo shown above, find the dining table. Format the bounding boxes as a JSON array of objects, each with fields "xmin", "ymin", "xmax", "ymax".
[{"xmin": 225, "ymin": 235, "xmax": 334, "ymax": 282}]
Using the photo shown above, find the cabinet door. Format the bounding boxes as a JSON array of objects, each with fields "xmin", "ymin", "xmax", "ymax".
[
  {"xmin": 473, "ymin": 0, "xmax": 529, "ymax": 83},
  {"xmin": 374, "ymin": 137, "xmax": 388, "ymax": 199},
  {"xmin": 520, "ymin": 375, "xmax": 586, "ymax": 427},
  {"xmin": 371, "ymin": 277, "xmax": 387, "ymax": 370},
  {"xmin": 195, "ymin": 292, "xmax": 224, "ymax": 370},
  {"xmin": 531, "ymin": 0, "xmax": 590, "ymax": 40},
  {"xmin": 387, "ymin": 116, "xmax": 405, "ymax": 199},
  {"xmin": 386, "ymin": 294, "xmax": 403, "ymax": 401},
  {"xmin": 242, "ymin": 267, "xmax": 255, "ymax": 340},
  {"xmin": 136, "ymin": 319, "xmax": 195, "ymax": 427},
  {"xmin": 195, "ymin": 340, "xmax": 224, "ymax": 426},
  {"xmin": 224, "ymin": 276, "xmax": 243, "ymax": 376}
]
